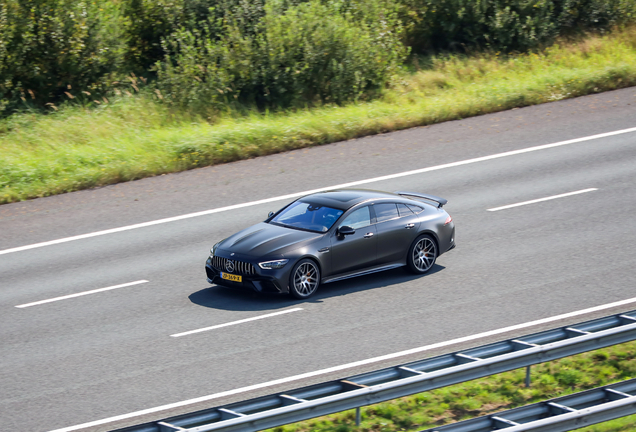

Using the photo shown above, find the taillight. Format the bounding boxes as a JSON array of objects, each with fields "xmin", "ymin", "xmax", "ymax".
[{"xmin": 444, "ymin": 215, "xmax": 453, "ymax": 225}]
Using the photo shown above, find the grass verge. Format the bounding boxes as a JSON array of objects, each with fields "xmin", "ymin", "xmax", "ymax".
[
  {"xmin": 264, "ymin": 341, "xmax": 636, "ymax": 432},
  {"xmin": 2, "ymin": 26, "xmax": 636, "ymax": 204}
]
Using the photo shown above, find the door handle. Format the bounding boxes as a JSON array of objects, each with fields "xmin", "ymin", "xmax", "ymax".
[
  {"xmin": 364, "ymin": 232, "xmax": 374, "ymax": 238},
  {"xmin": 405, "ymin": 223, "xmax": 415, "ymax": 229}
]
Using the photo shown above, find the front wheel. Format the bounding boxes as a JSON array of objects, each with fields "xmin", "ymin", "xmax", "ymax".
[
  {"xmin": 289, "ymin": 259, "xmax": 321, "ymax": 299},
  {"xmin": 407, "ymin": 234, "xmax": 437, "ymax": 274}
]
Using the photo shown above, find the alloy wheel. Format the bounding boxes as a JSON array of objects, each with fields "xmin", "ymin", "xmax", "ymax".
[
  {"xmin": 291, "ymin": 260, "xmax": 319, "ymax": 298},
  {"xmin": 412, "ymin": 236, "xmax": 437, "ymax": 272}
]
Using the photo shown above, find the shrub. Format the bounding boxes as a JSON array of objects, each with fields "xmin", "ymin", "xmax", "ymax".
[
  {"xmin": 0, "ymin": 0, "xmax": 125, "ymax": 115},
  {"xmin": 398, "ymin": 0, "xmax": 557, "ymax": 53},
  {"xmin": 399, "ymin": 0, "xmax": 636, "ymax": 54},
  {"xmin": 553, "ymin": 0, "xmax": 636, "ymax": 32},
  {"xmin": 121, "ymin": 0, "xmax": 268, "ymax": 73},
  {"xmin": 155, "ymin": 0, "xmax": 407, "ymax": 114}
]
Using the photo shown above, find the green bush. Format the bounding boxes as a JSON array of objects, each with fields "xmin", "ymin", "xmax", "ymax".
[
  {"xmin": 0, "ymin": 0, "xmax": 125, "ymax": 115},
  {"xmin": 122, "ymin": 0, "xmax": 269, "ymax": 73},
  {"xmin": 553, "ymin": 0, "xmax": 636, "ymax": 31},
  {"xmin": 399, "ymin": 0, "xmax": 636, "ymax": 53},
  {"xmin": 155, "ymin": 0, "xmax": 407, "ymax": 113}
]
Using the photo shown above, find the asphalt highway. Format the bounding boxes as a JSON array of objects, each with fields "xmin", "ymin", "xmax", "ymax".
[{"xmin": 2, "ymin": 87, "xmax": 636, "ymax": 432}]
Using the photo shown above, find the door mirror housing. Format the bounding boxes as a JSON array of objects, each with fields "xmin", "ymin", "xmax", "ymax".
[
  {"xmin": 268, "ymin": 211, "xmax": 275, "ymax": 219},
  {"xmin": 337, "ymin": 225, "xmax": 355, "ymax": 237}
]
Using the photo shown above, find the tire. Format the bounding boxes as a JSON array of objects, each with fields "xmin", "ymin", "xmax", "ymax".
[
  {"xmin": 289, "ymin": 259, "xmax": 320, "ymax": 299},
  {"xmin": 407, "ymin": 234, "xmax": 437, "ymax": 274}
]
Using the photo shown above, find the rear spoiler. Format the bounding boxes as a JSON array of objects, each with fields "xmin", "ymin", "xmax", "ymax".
[{"xmin": 396, "ymin": 191, "xmax": 448, "ymax": 208}]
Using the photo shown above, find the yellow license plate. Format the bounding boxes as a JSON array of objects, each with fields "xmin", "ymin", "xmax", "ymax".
[{"xmin": 221, "ymin": 272, "xmax": 242, "ymax": 282}]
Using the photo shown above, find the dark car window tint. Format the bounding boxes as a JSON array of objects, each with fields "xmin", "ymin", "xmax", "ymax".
[
  {"xmin": 374, "ymin": 203, "xmax": 399, "ymax": 223},
  {"xmin": 407, "ymin": 204, "xmax": 424, "ymax": 214},
  {"xmin": 340, "ymin": 206, "xmax": 371, "ymax": 230},
  {"xmin": 397, "ymin": 203, "xmax": 414, "ymax": 217}
]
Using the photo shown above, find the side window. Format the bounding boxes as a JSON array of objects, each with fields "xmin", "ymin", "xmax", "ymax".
[
  {"xmin": 397, "ymin": 203, "xmax": 414, "ymax": 217},
  {"xmin": 374, "ymin": 203, "xmax": 399, "ymax": 223},
  {"xmin": 340, "ymin": 206, "xmax": 371, "ymax": 230},
  {"xmin": 407, "ymin": 204, "xmax": 424, "ymax": 214}
]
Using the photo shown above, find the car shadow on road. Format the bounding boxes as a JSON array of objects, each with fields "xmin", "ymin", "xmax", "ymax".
[{"xmin": 189, "ymin": 264, "xmax": 445, "ymax": 312}]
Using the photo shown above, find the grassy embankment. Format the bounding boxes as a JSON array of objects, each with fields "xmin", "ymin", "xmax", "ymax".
[
  {"xmin": 264, "ymin": 341, "xmax": 636, "ymax": 432},
  {"xmin": 1, "ymin": 26, "xmax": 636, "ymax": 205}
]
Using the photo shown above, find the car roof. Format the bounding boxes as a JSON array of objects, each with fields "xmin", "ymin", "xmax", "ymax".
[{"xmin": 298, "ymin": 189, "xmax": 404, "ymax": 211}]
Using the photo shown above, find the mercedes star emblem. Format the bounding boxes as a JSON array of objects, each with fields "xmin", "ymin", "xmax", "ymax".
[{"xmin": 225, "ymin": 260, "xmax": 235, "ymax": 273}]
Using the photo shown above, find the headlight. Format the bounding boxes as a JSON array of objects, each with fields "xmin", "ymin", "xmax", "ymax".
[
  {"xmin": 258, "ymin": 259, "xmax": 289, "ymax": 270},
  {"xmin": 210, "ymin": 241, "xmax": 222, "ymax": 258}
]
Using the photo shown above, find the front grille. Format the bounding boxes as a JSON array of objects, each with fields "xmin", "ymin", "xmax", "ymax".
[{"xmin": 212, "ymin": 256, "xmax": 256, "ymax": 275}]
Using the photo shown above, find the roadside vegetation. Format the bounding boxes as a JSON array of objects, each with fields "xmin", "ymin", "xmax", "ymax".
[
  {"xmin": 1, "ymin": 0, "xmax": 636, "ymax": 204},
  {"xmin": 264, "ymin": 341, "xmax": 636, "ymax": 432}
]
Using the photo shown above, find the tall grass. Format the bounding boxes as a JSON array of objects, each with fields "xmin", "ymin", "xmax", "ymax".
[{"xmin": 2, "ymin": 26, "xmax": 636, "ymax": 204}]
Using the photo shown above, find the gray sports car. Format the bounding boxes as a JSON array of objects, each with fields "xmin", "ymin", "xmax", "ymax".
[{"xmin": 205, "ymin": 189, "xmax": 455, "ymax": 299}]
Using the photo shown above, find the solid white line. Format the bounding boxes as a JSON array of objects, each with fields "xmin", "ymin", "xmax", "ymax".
[
  {"xmin": 5, "ymin": 126, "xmax": 636, "ymax": 257},
  {"xmin": 487, "ymin": 188, "xmax": 598, "ymax": 212},
  {"xmin": 49, "ymin": 296, "xmax": 636, "ymax": 432},
  {"xmin": 15, "ymin": 280, "xmax": 149, "ymax": 308},
  {"xmin": 171, "ymin": 308, "xmax": 304, "ymax": 337}
]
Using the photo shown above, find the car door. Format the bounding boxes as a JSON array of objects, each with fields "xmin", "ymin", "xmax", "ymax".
[
  {"xmin": 329, "ymin": 205, "xmax": 377, "ymax": 276},
  {"xmin": 373, "ymin": 203, "xmax": 421, "ymax": 264}
]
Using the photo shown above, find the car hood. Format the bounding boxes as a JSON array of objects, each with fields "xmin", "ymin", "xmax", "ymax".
[{"xmin": 218, "ymin": 222, "xmax": 322, "ymax": 257}]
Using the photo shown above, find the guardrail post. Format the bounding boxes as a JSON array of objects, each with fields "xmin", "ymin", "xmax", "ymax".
[
  {"xmin": 356, "ymin": 407, "xmax": 361, "ymax": 426},
  {"xmin": 525, "ymin": 365, "xmax": 532, "ymax": 388}
]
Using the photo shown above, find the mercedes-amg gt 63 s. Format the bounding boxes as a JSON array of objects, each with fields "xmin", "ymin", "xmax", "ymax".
[{"xmin": 205, "ymin": 189, "xmax": 455, "ymax": 299}]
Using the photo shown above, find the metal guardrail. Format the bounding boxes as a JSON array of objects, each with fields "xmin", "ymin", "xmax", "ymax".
[
  {"xmin": 420, "ymin": 378, "xmax": 636, "ymax": 432},
  {"xmin": 115, "ymin": 310, "xmax": 636, "ymax": 432}
]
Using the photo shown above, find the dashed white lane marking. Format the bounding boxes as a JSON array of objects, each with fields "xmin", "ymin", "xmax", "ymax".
[
  {"xmin": 487, "ymin": 188, "xmax": 598, "ymax": 212},
  {"xmin": 3, "ymin": 126, "xmax": 636, "ymax": 256},
  {"xmin": 171, "ymin": 308, "xmax": 304, "ymax": 337},
  {"xmin": 15, "ymin": 280, "xmax": 149, "ymax": 308},
  {"xmin": 49, "ymin": 296, "xmax": 636, "ymax": 432}
]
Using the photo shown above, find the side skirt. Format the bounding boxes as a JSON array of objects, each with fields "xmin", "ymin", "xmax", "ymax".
[{"xmin": 322, "ymin": 263, "xmax": 405, "ymax": 285}]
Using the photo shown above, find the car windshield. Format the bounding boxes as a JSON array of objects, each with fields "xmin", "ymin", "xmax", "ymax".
[{"xmin": 270, "ymin": 201, "xmax": 344, "ymax": 233}]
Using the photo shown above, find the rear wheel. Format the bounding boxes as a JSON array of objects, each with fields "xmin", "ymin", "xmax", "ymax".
[
  {"xmin": 407, "ymin": 234, "xmax": 437, "ymax": 274},
  {"xmin": 289, "ymin": 259, "xmax": 320, "ymax": 299}
]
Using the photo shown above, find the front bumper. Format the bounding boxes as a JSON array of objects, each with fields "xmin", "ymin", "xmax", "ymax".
[{"xmin": 205, "ymin": 257, "xmax": 290, "ymax": 294}]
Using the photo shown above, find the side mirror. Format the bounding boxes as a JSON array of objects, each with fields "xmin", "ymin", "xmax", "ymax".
[
  {"xmin": 268, "ymin": 211, "xmax": 275, "ymax": 219},
  {"xmin": 337, "ymin": 226, "xmax": 355, "ymax": 237}
]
